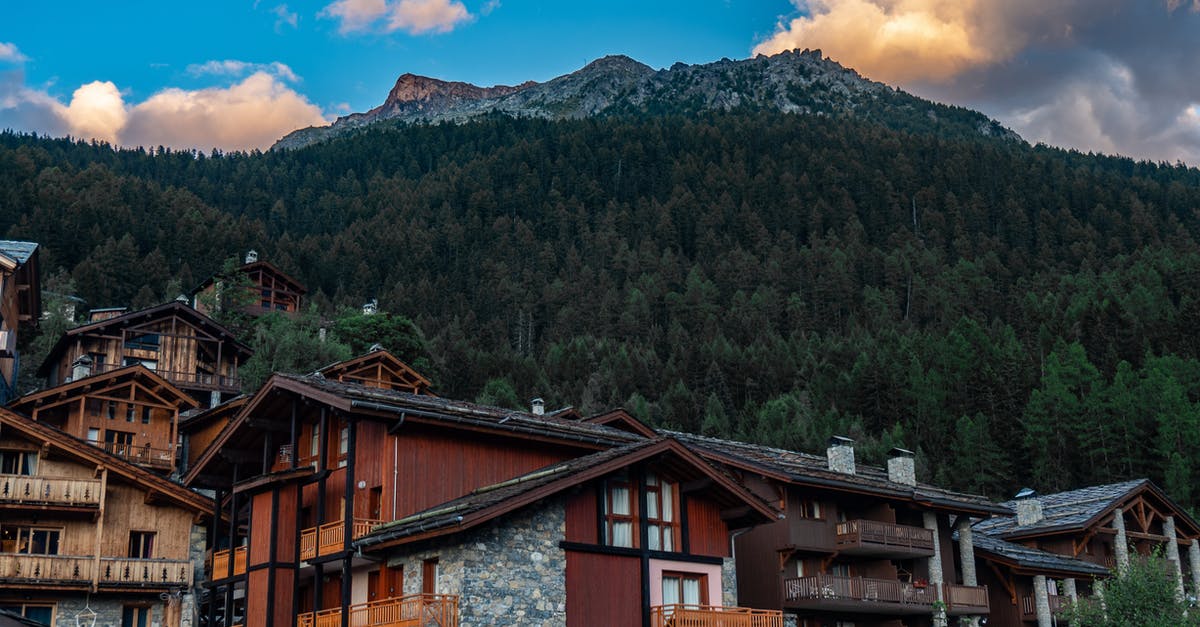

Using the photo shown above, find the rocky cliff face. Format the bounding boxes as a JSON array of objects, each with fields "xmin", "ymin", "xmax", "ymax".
[{"xmin": 273, "ymin": 50, "xmax": 1017, "ymax": 150}]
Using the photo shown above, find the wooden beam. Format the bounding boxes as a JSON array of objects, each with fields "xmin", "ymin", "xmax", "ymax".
[{"xmin": 987, "ymin": 560, "xmax": 1018, "ymax": 605}]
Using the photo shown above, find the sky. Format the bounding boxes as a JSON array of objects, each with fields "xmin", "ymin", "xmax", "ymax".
[{"xmin": 1, "ymin": 0, "xmax": 1199, "ymax": 165}]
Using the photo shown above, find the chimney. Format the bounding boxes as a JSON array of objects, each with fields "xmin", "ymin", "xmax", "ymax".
[
  {"xmin": 362, "ymin": 299, "xmax": 378, "ymax": 316},
  {"xmin": 827, "ymin": 436, "xmax": 856, "ymax": 475},
  {"xmin": 1015, "ymin": 488, "xmax": 1043, "ymax": 526},
  {"xmin": 531, "ymin": 398, "xmax": 545, "ymax": 416},
  {"xmin": 70, "ymin": 354, "xmax": 94, "ymax": 382},
  {"xmin": 887, "ymin": 447, "xmax": 916, "ymax": 486},
  {"xmin": 245, "ymin": 249, "xmax": 259, "ymax": 264}
]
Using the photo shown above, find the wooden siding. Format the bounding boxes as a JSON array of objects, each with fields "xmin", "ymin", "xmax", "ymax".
[
  {"xmin": 686, "ymin": 497, "xmax": 730, "ymax": 558},
  {"xmin": 565, "ymin": 551, "xmax": 641, "ymax": 627},
  {"xmin": 565, "ymin": 487, "xmax": 598, "ymax": 544}
]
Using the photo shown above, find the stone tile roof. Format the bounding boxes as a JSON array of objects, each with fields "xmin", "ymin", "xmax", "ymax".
[
  {"xmin": 973, "ymin": 479, "xmax": 1149, "ymax": 537},
  {"xmin": 665, "ymin": 430, "xmax": 1009, "ymax": 515},
  {"xmin": 969, "ymin": 533, "xmax": 1110, "ymax": 576},
  {"xmin": 277, "ymin": 373, "xmax": 644, "ymax": 447},
  {"xmin": 0, "ymin": 240, "xmax": 38, "ymax": 265}
]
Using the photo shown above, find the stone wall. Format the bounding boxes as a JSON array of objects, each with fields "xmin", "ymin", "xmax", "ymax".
[
  {"xmin": 388, "ymin": 496, "xmax": 567, "ymax": 627},
  {"xmin": 722, "ymin": 557, "xmax": 737, "ymax": 607},
  {"xmin": 53, "ymin": 596, "xmax": 170, "ymax": 627}
]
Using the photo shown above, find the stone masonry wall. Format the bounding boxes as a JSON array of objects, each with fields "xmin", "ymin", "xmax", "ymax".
[
  {"xmin": 722, "ymin": 557, "xmax": 737, "ymax": 607},
  {"xmin": 389, "ymin": 496, "xmax": 567, "ymax": 627},
  {"xmin": 53, "ymin": 596, "xmax": 169, "ymax": 627}
]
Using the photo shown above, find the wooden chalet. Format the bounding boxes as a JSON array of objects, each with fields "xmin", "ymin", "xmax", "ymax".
[
  {"xmin": 178, "ymin": 395, "xmax": 248, "ymax": 476},
  {"xmin": 0, "ymin": 407, "xmax": 213, "ymax": 627},
  {"xmin": 36, "ymin": 301, "xmax": 252, "ymax": 408},
  {"xmin": 8, "ymin": 365, "xmax": 198, "ymax": 474},
  {"xmin": 183, "ymin": 355, "xmax": 781, "ymax": 627},
  {"xmin": 191, "ymin": 251, "xmax": 307, "ymax": 318},
  {"xmin": 0, "ymin": 241, "xmax": 40, "ymax": 404},
  {"xmin": 315, "ymin": 347, "xmax": 433, "ymax": 394},
  {"xmin": 672, "ymin": 434, "xmax": 1010, "ymax": 627},
  {"xmin": 971, "ymin": 479, "xmax": 1200, "ymax": 626}
]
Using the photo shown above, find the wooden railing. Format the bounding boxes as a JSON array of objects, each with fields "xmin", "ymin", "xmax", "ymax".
[
  {"xmin": 944, "ymin": 583, "xmax": 990, "ymax": 613},
  {"xmin": 650, "ymin": 604, "xmax": 784, "ymax": 627},
  {"xmin": 835, "ymin": 519, "xmax": 934, "ymax": 553},
  {"xmin": 0, "ymin": 553, "xmax": 191, "ymax": 588},
  {"xmin": 299, "ymin": 518, "xmax": 383, "ymax": 561},
  {"xmin": 784, "ymin": 574, "xmax": 935, "ymax": 608},
  {"xmin": 210, "ymin": 546, "xmax": 248, "ymax": 578},
  {"xmin": 1021, "ymin": 594, "xmax": 1069, "ymax": 620},
  {"xmin": 94, "ymin": 362, "xmax": 241, "ymax": 391},
  {"xmin": 0, "ymin": 474, "xmax": 102, "ymax": 507},
  {"xmin": 295, "ymin": 594, "xmax": 459, "ymax": 627},
  {"xmin": 98, "ymin": 441, "xmax": 175, "ymax": 470}
]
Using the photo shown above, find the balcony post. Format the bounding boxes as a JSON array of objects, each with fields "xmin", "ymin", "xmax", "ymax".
[
  {"xmin": 1189, "ymin": 540, "xmax": 1200, "ymax": 597},
  {"xmin": 91, "ymin": 467, "xmax": 107, "ymax": 592},
  {"xmin": 1112, "ymin": 508, "xmax": 1130, "ymax": 576},
  {"xmin": 955, "ymin": 517, "xmax": 979, "ymax": 627},
  {"xmin": 922, "ymin": 512, "xmax": 947, "ymax": 626},
  {"xmin": 1164, "ymin": 516, "xmax": 1185, "ymax": 602},
  {"xmin": 1032, "ymin": 575, "xmax": 1052, "ymax": 627},
  {"xmin": 1062, "ymin": 578, "xmax": 1080, "ymax": 627}
]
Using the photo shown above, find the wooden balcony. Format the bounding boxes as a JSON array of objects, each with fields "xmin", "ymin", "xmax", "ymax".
[
  {"xmin": 0, "ymin": 474, "xmax": 102, "ymax": 509},
  {"xmin": 210, "ymin": 546, "xmax": 248, "ymax": 579},
  {"xmin": 944, "ymin": 583, "xmax": 990, "ymax": 615},
  {"xmin": 835, "ymin": 520, "xmax": 935, "ymax": 558},
  {"xmin": 296, "ymin": 594, "xmax": 459, "ymax": 627},
  {"xmin": 0, "ymin": 553, "xmax": 192, "ymax": 589},
  {"xmin": 1021, "ymin": 594, "xmax": 1070, "ymax": 621},
  {"xmin": 98, "ymin": 441, "xmax": 175, "ymax": 470},
  {"xmin": 650, "ymin": 604, "xmax": 784, "ymax": 627},
  {"xmin": 784, "ymin": 574, "xmax": 936, "ymax": 615},
  {"xmin": 94, "ymin": 362, "xmax": 241, "ymax": 393},
  {"xmin": 788, "ymin": 517, "xmax": 835, "ymax": 553},
  {"xmin": 299, "ymin": 518, "xmax": 383, "ymax": 561}
]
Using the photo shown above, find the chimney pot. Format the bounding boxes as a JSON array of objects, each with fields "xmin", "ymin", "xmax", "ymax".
[
  {"xmin": 245, "ymin": 249, "xmax": 259, "ymax": 264},
  {"xmin": 827, "ymin": 436, "xmax": 856, "ymax": 475},
  {"xmin": 531, "ymin": 398, "xmax": 545, "ymax": 416},
  {"xmin": 71, "ymin": 354, "xmax": 94, "ymax": 381},
  {"xmin": 1015, "ymin": 488, "xmax": 1043, "ymax": 526},
  {"xmin": 887, "ymin": 447, "xmax": 917, "ymax": 486}
]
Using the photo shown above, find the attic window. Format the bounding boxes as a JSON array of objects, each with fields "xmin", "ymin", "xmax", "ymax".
[{"xmin": 124, "ymin": 333, "xmax": 160, "ymax": 352}]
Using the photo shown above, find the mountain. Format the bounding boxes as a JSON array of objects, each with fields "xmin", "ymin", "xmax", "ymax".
[{"xmin": 273, "ymin": 50, "xmax": 1018, "ymax": 150}]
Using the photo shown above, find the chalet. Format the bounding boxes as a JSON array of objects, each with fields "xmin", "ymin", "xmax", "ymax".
[
  {"xmin": 183, "ymin": 353, "xmax": 782, "ymax": 627},
  {"xmin": 0, "ymin": 240, "xmax": 41, "ymax": 403},
  {"xmin": 671, "ymin": 433, "xmax": 1011, "ymax": 627},
  {"xmin": 0, "ymin": 407, "xmax": 212, "ymax": 627},
  {"xmin": 315, "ymin": 347, "xmax": 433, "ymax": 394},
  {"xmin": 8, "ymin": 365, "xmax": 199, "ymax": 474},
  {"xmin": 191, "ymin": 251, "xmax": 307, "ymax": 318},
  {"xmin": 971, "ymin": 479, "xmax": 1200, "ymax": 626},
  {"xmin": 36, "ymin": 301, "xmax": 252, "ymax": 408}
]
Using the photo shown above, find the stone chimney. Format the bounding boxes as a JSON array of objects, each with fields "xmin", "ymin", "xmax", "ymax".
[
  {"xmin": 531, "ymin": 398, "xmax": 545, "ymax": 416},
  {"xmin": 70, "ymin": 354, "xmax": 93, "ymax": 382},
  {"xmin": 827, "ymin": 436, "xmax": 856, "ymax": 475},
  {"xmin": 887, "ymin": 447, "xmax": 917, "ymax": 486},
  {"xmin": 362, "ymin": 299, "xmax": 378, "ymax": 316},
  {"xmin": 245, "ymin": 249, "xmax": 259, "ymax": 264},
  {"xmin": 1015, "ymin": 487, "xmax": 1043, "ymax": 526}
]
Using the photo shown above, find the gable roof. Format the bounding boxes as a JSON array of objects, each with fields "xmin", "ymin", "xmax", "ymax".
[
  {"xmin": 355, "ymin": 436, "xmax": 779, "ymax": 551},
  {"xmin": 583, "ymin": 408, "xmax": 658, "ymax": 438},
  {"xmin": 972, "ymin": 479, "xmax": 1200, "ymax": 540},
  {"xmin": 969, "ymin": 533, "xmax": 1111, "ymax": 577},
  {"xmin": 0, "ymin": 240, "xmax": 38, "ymax": 268},
  {"xmin": 179, "ymin": 394, "xmax": 248, "ymax": 433},
  {"xmin": 36, "ymin": 300, "xmax": 253, "ymax": 377},
  {"xmin": 9, "ymin": 364, "xmax": 199, "ymax": 414},
  {"xmin": 315, "ymin": 348, "xmax": 433, "ymax": 392},
  {"xmin": 668, "ymin": 430, "xmax": 1009, "ymax": 516},
  {"xmin": 191, "ymin": 260, "xmax": 307, "ymax": 296},
  {"xmin": 0, "ymin": 407, "xmax": 213, "ymax": 515}
]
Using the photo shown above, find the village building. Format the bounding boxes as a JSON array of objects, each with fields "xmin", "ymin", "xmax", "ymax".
[
  {"xmin": 190, "ymin": 251, "xmax": 306, "ymax": 318},
  {"xmin": 36, "ymin": 301, "xmax": 252, "ymax": 408},
  {"xmin": 0, "ymin": 406, "xmax": 212, "ymax": 627},
  {"xmin": 0, "ymin": 241, "xmax": 41, "ymax": 404}
]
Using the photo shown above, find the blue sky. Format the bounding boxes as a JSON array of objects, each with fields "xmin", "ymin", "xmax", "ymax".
[{"xmin": 2, "ymin": 1, "xmax": 1199, "ymax": 163}]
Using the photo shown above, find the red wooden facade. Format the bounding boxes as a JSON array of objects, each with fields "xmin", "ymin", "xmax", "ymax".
[
  {"xmin": 0, "ymin": 241, "xmax": 40, "ymax": 404},
  {"xmin": 192, "ymin": 259, "xmax": 307, "ymax": 318}
]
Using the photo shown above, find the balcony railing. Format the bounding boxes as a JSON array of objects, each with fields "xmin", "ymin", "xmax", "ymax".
[
  {"xmin": 93, "ymin": 362, "xmax": 241, "ymax": 392},
  {"xmin": 210, "ymin": 546, "xmax": 248, "ymax": 579},
  {"xmin": 650, "ymin": 604, "xmax": 784, "ymax": 627},
  {"xmin": 0, "ymin": 474, "xmax": 102, "ymax": 507},
  {"xmin": 0, "ymin": 553, "xmax": 192, "ymax": 588},
  {"xmin": 296, "ymin": 594, "xmax": 459, "ymax": 627},
  {"xmin": 944, "ymin": 583, "xmax": 990, "ymax": 615},
  {"xmin": 783, "ymin": 575, "xmax": 990, "ymax": 616},
  {"xmin": 299, "ymin": 518, "xmax": 383, "ymax": 561},
  {"xmin": 835, "ymin": 520, "xmax": 935, "ymax": 557},
  {"xmin": 1021, "ymin": 594, "xmax": 1070, "ymax": 620},
  {"xmin": 98, "ymin": 442, "xmax": 175, "ymax": 470}
]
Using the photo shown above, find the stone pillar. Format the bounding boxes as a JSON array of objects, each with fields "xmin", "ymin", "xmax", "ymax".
[
  {"xmin": 1113, "ymin": 508, "xmax": 1130, "ymax": 576},
  {"xmin": 1165, "ymin": 516, "xmax": 1186, "ymax": 602},
  {"xmin": 1190, "ymin": 539, "xmax": 1200, "ymax": 595},
  {"xmin": 1034, "ymin": 574, "xmax": 1052, "ymax": 627},
  {"xmin": 1063, "ymin": 578, "xmax": 1079, "ymax": 627},
  {"xmin": 957, "ymin": 518, "xmax": 978, "ymax": 586},
  {"xmin": 924, "ymin": 511, "xmax": 947, "ymax": 627}
]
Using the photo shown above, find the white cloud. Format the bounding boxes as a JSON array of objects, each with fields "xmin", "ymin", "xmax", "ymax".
[
  {"xmin": 322, "ymin": 0, "xmax": 472, "ymax": 35},
  {"xmin": 273, "ymin": 4, "xmax": 300, "ymax": 30},
  {"xmin": 0, "ymin": 71, "xmax": 328, "ymax": 152},
  {"xmin": 186, "ymin": 60, "xmax": 300, "ymax": 83},
  {"xmin": 0, "ymin": 42, "xmax": 28, "ymax": 64}
]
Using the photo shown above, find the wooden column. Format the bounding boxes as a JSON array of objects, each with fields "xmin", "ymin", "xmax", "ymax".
[
  {"xmin": 91, "ymin": 467, "xmax": 108, "ymax": 591},
  {"xmin": 340, "ymin": 417, "xmax": 356, "ymax": 627}
]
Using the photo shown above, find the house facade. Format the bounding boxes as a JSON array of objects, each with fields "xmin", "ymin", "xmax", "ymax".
[
  {"xmin": 191, "ymin": 252, "xmax": 306, "ymax": 318},
  {"xmin": 0, "ymin": 241, "xmax": 40, "ymax": 403}
]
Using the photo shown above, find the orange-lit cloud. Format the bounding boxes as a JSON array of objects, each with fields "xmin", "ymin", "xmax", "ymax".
[{"xmin": 322, "ymin": 0, "xmax": 472, "ymax": 35}]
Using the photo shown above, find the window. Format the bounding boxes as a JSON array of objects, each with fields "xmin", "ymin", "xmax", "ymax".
[
  {"xmin": 337, "ymin": 425, "xmax": 349, "ymax": 468},
  {"xmin": 89, "ymin": 352, "xmax": 107, "ymax": 369},
  {"xmin": 126, "ymin": 404, "xmax": 136, "ymax": 422},
  {"xmin": 122, "ymin": 357, "xmax": 157, "ymax": 371},
  {"xmin": 105, "ymin": 430, "xmax": 134, "ymax": 458},
  {"xmin": 309, "ymin": 425, "xmax": 320, "ymax": 464},
  {"xmin": 141, "ymin": 406, "xmax": 151, "ymax": 424},
  {"xmin": 122, "ymin": 606, "xmax": 150, "ymax": 627},
  {"xmin": 604, "ymin": 474, "xmax": 637, "ymax": 548},
  {"xmin": 0, "ymin": 604, "xmax": 55, "ymax": 625},
  {"xmin": 123, "ymin": 333, "xmax": 160, "ymax": 352},
  {"xmin": 661, "ymin": 572, "xmax": 706, "ymax": 606},
  {"xmin": 797, "ymin": 499, "xmax": 821, "ymax": 519},
  {"xmin": 107, "ymin": 401, "xmax": 116, "ymax": 420},
  {"xmin": 0, "ymin": 450, "xmax": 35, "ymax": 475},
  {"xmin": 422, "ymin": 558, "xmax": 439, "ymax": 595},
  {"xmin": 129, "ymin": 531, "xmax": 155, "ymax": 558},
  {"xmin": 87, "ymin": 428, "xmax": 101, "ymax": 443},
  {"xmin": 0, "ymin": 525, "xmax": 61, "ymax": 555},
  {"xmin": 645, "ymin": 472, "xmax": 680, "ymax": 551}
]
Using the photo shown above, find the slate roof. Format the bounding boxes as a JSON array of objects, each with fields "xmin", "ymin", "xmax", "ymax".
[
  {"xmin": 973, "ymin": 479, "xmax": 1150, "ymax": 538},
  {"xmin": 969, "ymin": 533, "xmax": 1110, "ymax": 576},
  {"xmin": 667, "ymin": 430, "xmax": 1010, "ymax": 515},
  {"xmin": 0, "ymin": 240, "xmax": 38, "ymax": 265}
]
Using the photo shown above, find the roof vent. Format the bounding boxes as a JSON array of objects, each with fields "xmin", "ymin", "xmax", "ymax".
[
  {"xmin": 827, "ymin": 436, "xmax": 856, "ymax": 475},
  {"xmin": 1015, "ymin": 488, "xmax": 1043, "ymax": 526},
  {"xmin": 245, "ymin": 249, "xmax": 259, "ymax": 264},
  {"xmin": 887, "ymin": 447, "xmax": 916, "ymax": 486},
  {"xmin": 531, "ymin": 398, "xmax": 545, "ymax": 416}
]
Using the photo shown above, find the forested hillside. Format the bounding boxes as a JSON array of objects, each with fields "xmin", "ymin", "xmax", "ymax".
[{"xmin": 3, "ymin": 111, "xmax": 1200, "ymax": 507}]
